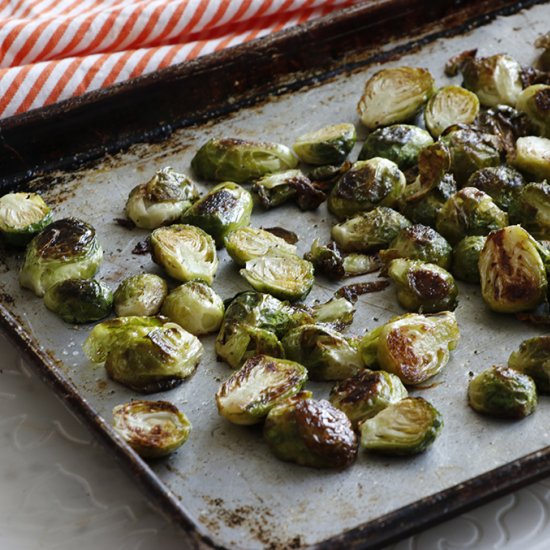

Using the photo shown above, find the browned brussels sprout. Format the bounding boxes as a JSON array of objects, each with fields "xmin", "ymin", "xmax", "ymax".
[
  {"xmin": 466, "ymin": 166, "xmax": 525, "ymax": 211},
  {"xmin": 293, "ymin": 123, "xmax": 356, "ymax": 165},
  {"xmin": 509, "ymin": 335, "xmax": 550, "ymax": 393},
  {"xmin": 113, "ymin": 273, "xmax": 167, "ymax": 317},
  {"xmin": 511, "ymin": 136, "xmax": 550, "ymax": 180},
  {"xmin": 509, "ymin": 182, "xmax": 550, "ymax": 239},
  {"xmin": 516, "ymin": 84, "xmax": 550, "ymax": 138},
  {"xmin": 451, "ymin": 235, "xmax": 486, "ymax": 284}
]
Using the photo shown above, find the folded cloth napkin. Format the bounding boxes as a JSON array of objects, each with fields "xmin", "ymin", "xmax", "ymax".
[{"xmin": 0, "ymin": 0, "xmax": 357, "ymax": 119}]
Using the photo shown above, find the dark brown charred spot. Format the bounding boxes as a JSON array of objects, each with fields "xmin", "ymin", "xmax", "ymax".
[
  {"xmin": 195, "ymin": 189, "xmax": 238, "ymax": 217},
  {"xmin": 404, "ymin": 224, "xmax": 438, "ymax": 247},
  {"xmin": 335, "ymin": 280, "xmax": 389, "ymax": 303},
  {"xmin": 262, "ymin": 227, "xmax": 299, "ymax": 244},
  {"xmin": 386, "ymin": 327, "xmax": 427, "ymax": 383},
  {"xmin": 34, "ymin": 217, "xmax": 96, "ymax": 259},
  {"xmin": 535, "ymin": 88, "xmax": 550, "ymax": 113},
  {"xmin": 418, "ymin": 143, "xmax": 452, "ymax": 191},
  {"xmin": 444, "ymin": 48, "xmax": 477, "ymax": 76},
  {"xmin": 132, "ymin": 237, "xmax": 150, "ymax": 254},
  {"xmin": 331, "ymin": 370, "xmax": 383, "ymax": 405},
  {"xmin": 335, "ymin": 165, "xmax": 376, "ymax": 200},
  {"xmin": 408, "ymin": 269, "xmax": 450, "ymax": 300}
]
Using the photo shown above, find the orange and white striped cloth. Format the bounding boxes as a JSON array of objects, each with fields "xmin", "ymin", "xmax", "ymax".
[{"xmin": 0, "ymin": 0, "xmax": 359, "ymax": 119}]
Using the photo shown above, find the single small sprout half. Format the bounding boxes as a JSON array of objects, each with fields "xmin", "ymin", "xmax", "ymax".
[
  {"xmin": 112, "ymin": 400, "xmax": 191, "ymax": 458},
  {"xmin": 359, "ymin": 397, "xmax": 443, "ymax": 455},
  {"xmin": 509, "ymin": 335, "xmax": 550, "ymax": 394},
  {"xmin": 516, "ymin": 84, "xmax": 550, "ymax": 138},
  {"xmin": 451, "ymin": 235, "xmax": 486, "ymax": 284},
  {"xmin": 468, "ymin": 366, "xmax": 537, "ymax": 419},
  {"xmin": 113, "ymin": 273, "xmax": 167, "ymax": 316},
  {"xmin": 511, "ymin": 136, "xmax": 550, "ymax": 180},
  {"xmin": 215, "ymin": 355, "xmax": 308, "ymax": 425},
  {"xmin": 466, "ymin": 165, "xmax": 525, "ymax": 211},
  {"xmin": 293, "ymin": 123, "xmax": 357, "ymax": 165}
]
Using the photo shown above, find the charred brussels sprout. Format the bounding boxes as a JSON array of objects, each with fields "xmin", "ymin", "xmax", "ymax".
[
  {"xmin": 328, "ymin": 158, "xmax": 406, "ymax": 219},
  {"xmin": 357, "ymin": 67, "xmax": 435, "ymax": 129},
  {"xmin": 509, "ymin": 336, "xmax": 550, "ymax": 393},
  {"xmin": 124, "ymin": 167, "xmax": 199, "ymax": 229},
  {"xmin": 19, "ymin": 218, "xmax": 103, "ymax": 297},
  {"xmin": 479, "ymin": 225, "xmax": 547, "ymax": 313},
  {"xmin": 181, "ymin": 182, "xmax": 252, "ymax": 247},
  {"xmin": 380, "ymin": 224, "xmax": 453, "ymax": 270},
  {"xmin": 161, "ymin": 281, "xmax": 224, "ymax": 336},
  {"xmin": 329, "ymin": 370, "xmax": 407, "ymax": 427},
  {"xmin": 150, "ymin": 224, "xmax": 218, "ymax": 284},
  {"xmin": 435, "ymin": 187, "xmax": 508, "ymax": 245},
  {"xmin": 468, "ymin": 366, "xmax": 537, "ymax": 419},
  {"xmin": 360, "ymin": 397, "xmax": 443, "ymax": 455},
  {"xmin": 509, "ymin": 182, "xmax": 550, "ymax": 239},
  {"xmin": 511, "ymin": 136, "xmax": 550, "ymax": 180},
  {"xmin": 191, "ymin": 138, "xmax": 297, "ymax": 183},
  {"xmin": 466, "ymin": 166, "xmax": 525, "ymax": 211},
  {"xmin": 331, "ymin": 206, "xmax": 411, "ymax": 253},
  {"xmin": 516, "ymin": 84, "xmax": 550, "ymax": 137},
  {"xmin": 282, "ymin": 324, "xmax": 363, "ymax": 381},
  {"xmin": 224, "ymin": 226, "xmax": 296, "ymax": 267},
  {"xmin": 358, "ymin": 125, "xmax": 433, "ymax": 170},
  {"xmin": 424, "ymin": 85, "xmax": 480, "ymax": 137},
  {"xmin": 113, "ymin": 273, "xmax": 167, "ymax": 317},
  {"xmin": 112, "ymin": 400, "xmax": 191, "ymax": 458},
  {"xmin": 451, "ymin": 235, "xmax": 486, "ymax": 284},
  {"xmin": 44, "ymin": 278, "xmax": 112, "ymax": 323},
  {"xmin": 215, "ymin": 355, "xmax": 308, "ymax": 425},
  {"xmin": 264, "ymin": 393, "xmax": 358, "ymax": 468},
  {"xmin": 293, "ymin": 123, "xmax": 356, "ymax": 165},
  {"xmin": 0, "ymin": 192, "xmax": 52, "ymax": 247},
  {"xmin": 388, "ymin": 259, "xmax": 458, "ymax": 313}
]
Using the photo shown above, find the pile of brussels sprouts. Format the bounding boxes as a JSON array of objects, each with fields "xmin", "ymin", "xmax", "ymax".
[{"xmin": 2, "ymin": 38, "xmax": 550, "ymax": 465}]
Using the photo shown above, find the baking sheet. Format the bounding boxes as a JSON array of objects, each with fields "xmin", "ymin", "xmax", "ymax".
[{"xmin": 1, "ymin": 3, "xmax": 550, "ymax": 549}]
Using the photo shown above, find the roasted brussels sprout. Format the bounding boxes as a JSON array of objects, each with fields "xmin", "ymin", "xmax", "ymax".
[
  {"xmin": 161, "ymin": 281, "xmax": 224, "ymax": 336},
  {"xmin": 191, "ymin": 138, "xmax": 297, "ymax": 183},
  {"xmin": 310, "ymin": 296, "xmax": 355, "ymax": 329},
  {"xmin": 357, "ymin": 67, "xmax": 435, "ymax": 129},
  {"xmin": 451, "ymin": 235, "xmax": 486, "ymax": 284},
  {"xmin": 509, "ymin": 182, "xmax": 550, "ymax": 239},
  {"xmin": 240, "ymin": 255, "xmax": 314, "ymax": 301},
  {"xmin": 466, "ymin": 166, "xmax": 525, "ymax": 211},
  {"xmin": 536, "ymin": 32, "xmax": 550, "ymax": 71},
  {"xmin": 479, "ymin": 225, "xmax": 547, "ymax": 313},
  {"xmin": 516, "ymin": 84, "xmax": 550, "ymax": 137},
  {"xmin": 360, "ymin": 312, "xmax": 459, "ymax": 385},
  {"xmin": 511, "ymin": 136, "xmax": 550, "ymax": 180},
  {"xmin": 328, "ymin": 158, "xmax": 406, "ymax": 219},
  {"xmin": 224, "ymin": 226, "xmax": 296, "ymax": 267},
  {"xmin": 329, "ymin": 369, "xmax": 407, "ymax": 427},
  {"xmin": 293, "ymin": 123, "xmax": 356, "ymax": 165},
  {"xmin": 468, "ymin": 366, "xmax": 537, "ymax": 419},
  {"xmin": 379, "ymin": 224, "xmax": 453, "ymax": 270},
  {"xmin": 388, "ymin": 258, "xmax": 458, "ymax": 313},
  {"xmin": 264, "ymin": 393, "xmax": 358, "ymax": 468},
  {"xmin": 331, "ymin": 206, "xmax": 411, "ymax": 253},
  {"xmin": 358, "ymin": 125, "xmax": 433, "ymax": 170},
  {"xmin": 44, "ymin": 278, "xmax": 112, "ymax": 323},
  {"xmin": 424, "ymin": 85, "xmax": 480, "ymax": 137},
  {"xmin": 0, "ymin": 192, "xmax": 52, "ymax": 247},
  {"xmin": 124, "ymin": 167, "xmax": 200, "ymax": 229},
  {"xmin": 360, "ymin": 397, "xmax": 443, "ymax": 455},
  {"xmin": 19, "ymin": 218, "xmax": 103, "ymax": 297},
  {"xmin": 435, "ymin": 187, "xmax": 508, "ymax": 245},
  {"xmin": 509, "ymin": 335, "xmax": 550, "ymax": 393},
  {"xmin": 215, "ymin": 355, "xmax": 308, "ymax": 425},
  {"xmin": 113, "ymin": 273, "xmax": 167, "ymax": 317},
  {"xmin": 181, "ymin": 182, "xmax": 252, "ymax": 247},
  {"xmin": 282, "ymin": 324, "xmax": 363, "ymax": 381},
  {"xmin": 112, "ymin": 400, "xmax": 191, "ymax": 458},
  {"xmin": 150, "ymin": 224, "xmax": 218, "ymax": 284}
]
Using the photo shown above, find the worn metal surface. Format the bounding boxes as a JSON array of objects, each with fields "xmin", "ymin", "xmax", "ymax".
[{"xmin": 1, "ymin": 2, "xmax": 550, "ymax": 549}]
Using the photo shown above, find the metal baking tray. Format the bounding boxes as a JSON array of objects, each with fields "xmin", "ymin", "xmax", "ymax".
[{"xmin": 1, "ymin": 1, "xmax": 549, "ymax": 548}]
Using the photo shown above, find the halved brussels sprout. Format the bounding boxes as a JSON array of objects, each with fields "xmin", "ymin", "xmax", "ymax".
[
  {"xmin": 424, "ymin": 85, "xmax": 480, "ymax": 137},
  {"xmin": 150, "ymin": 224, "xmax": 218, "ymax": 284},
  {"xmin": 215, "ymin": 355, "xmax": 308, "ymax": 425},
  {"xmin": 191, "ymin": 138, "xmax": 297, "ymax": 183},
  {"xmin": 0, "ymin": 192, "xmax": 52, "ymax": 247},
  {"xmin": 124, "ymin": 167, "xmax": 200, "ymax": 229},
  {"xmin": 451, "ymin": 235, "xmax": 486, "ymax": 284},
  {"xmin": 44, "ymin": 278, "xmax": 112, "ymax": 323},
  {"xmin": 264, "ymin": 393, "xmax": 358, "ymax": 468},
  {"xmin": 282, "ymin": 324, "xmax": 363, "ymax": 381},
  {"xmin": 516, "ymin": 84, "xmax": 550, "ymax": 137},
  {"xmin": 360, "ymin": 312, "xmax": 459, "ymax": 385},
  {"xmin": 479, "ymin": 225, "xmax": 547, "ymax": 313},
  {"xmin": 358, "ymin": 125, "xmax": 434, "ymax": 170},
  {"xmin": 310, "ymin": 296, "xmax": 355, "ymax": 330},
  {"xmin": 357, "ymin": 67, "xmax": 435, "ymax": 129},
  {"xmin": 509, "ymin": 182, "xmax": 550, "ymax": 239},
  {"xmin": 468, "ymin": 365, "xmax": 537, "ymax": 419},
  {"xmin": 181, "ymin": 182, "xmax": 252, "ymax": 247},
  {"xmin": 224, "ymin": 226, "xmax": 296, "ymax": 267},
  {"xmin": 19, "ymin": 218, "xmax": 103, "ymax": 297},
  {"xmin": 359, "ymin": 397, "xmax": 443, "ymax": 455},
  {"xmin": 509, "ymin": 335, "xmax": 550, "ymax": 393},
  {"xmin": 379, "ymin": 224, "xmax": 453, "ymax": 270},
  {"xmin": 161, "ymin": 281, "xmax": 224, "ymax": 336},
  {"xmin": 329, "ymin": 369, "xmax": 408, "ymax": 428},
  {"xmin": 466, "ymin": 166, "xmax": 525, "ymax": 211},
  {"xmin": 293, "ymin": 123, "xmax": 356, "ymax": 165},
  {"xmin": 113, "ymin": 273, "xmax": 167, "ymax": 317},
  {"xmin": 435, "ymin": 187, "xmax": 508, "ymax": 245},
  {"xmin": 112, "ymin": 400, "xmax": 191, "ymax": 458},
  {"xmin": 388, "ymin": 258, "xmax": 458, "ymax": 313},
  {"xmin": 511, "ymin": 136, "xmax": 550, "ymax": 180},
  {"xmin": 240, "ymin": 255, "xmax": 314, "ymax": 301},
  {"xmin": 328, "ymin": 158, "xmax": 406, "ymax": 219}
]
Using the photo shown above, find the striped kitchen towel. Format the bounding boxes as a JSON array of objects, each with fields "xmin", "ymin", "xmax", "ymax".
[{"xmin": 0, "ymin": 0, "xmax": 358, "ymax": 119}]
